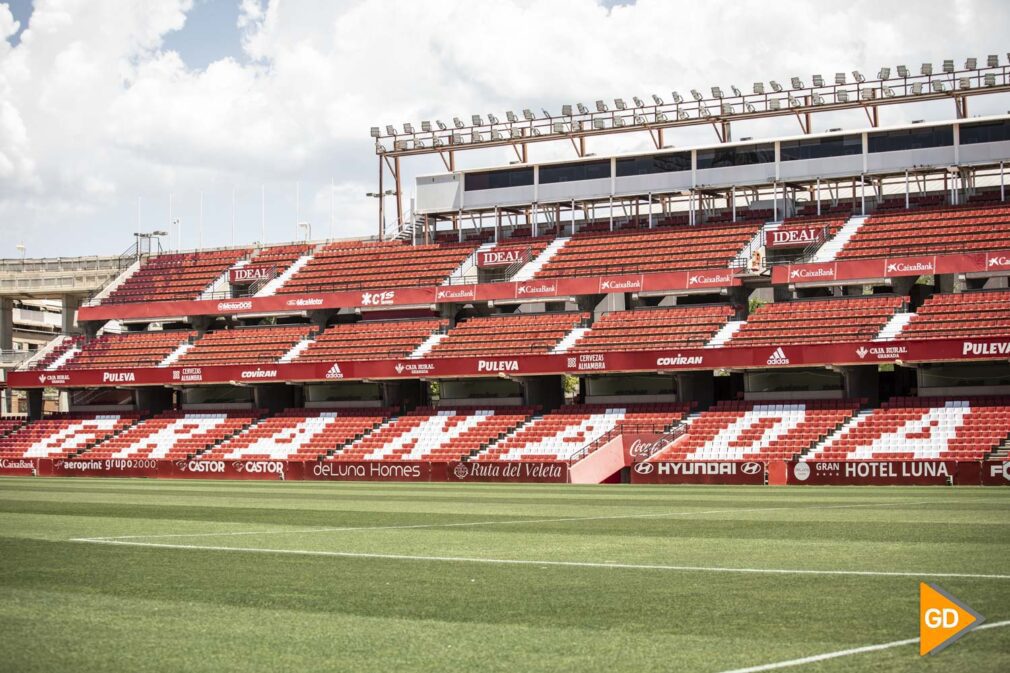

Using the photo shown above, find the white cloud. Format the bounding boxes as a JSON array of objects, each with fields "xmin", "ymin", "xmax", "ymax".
[{"xmin": 0, "ymin": 0, "xmax": 1008, "ymax": 257}]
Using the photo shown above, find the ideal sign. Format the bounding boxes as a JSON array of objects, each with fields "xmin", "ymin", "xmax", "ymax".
[
  {"xmin": 229, "ymin": 266, "xmax": 276, "ymax": 285},
  {"xmin": 477, "ymin": 248, "xmax": 530, "ymax": 268},
  {"xmin": 766, "ymin": 227, "xmax": 824, "ymax": 249}
]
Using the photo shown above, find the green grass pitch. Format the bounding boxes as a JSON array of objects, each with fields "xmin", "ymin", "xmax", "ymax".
[{"xmin": 0, "ymin": 477, "xmax": 1008, "ymax": 672}]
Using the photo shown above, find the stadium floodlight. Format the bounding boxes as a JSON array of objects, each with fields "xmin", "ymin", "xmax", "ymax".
[
  {"xmin": 812, "ymin": 93, "xmax": 825, "ymax": 105},
  {"xmin": 860, "ymin": 88, "xmax": 874, "ymax": 100},
  {"xmin": 768, "ymin": 98, "xmax": 781, "ymax": 110},
  {"xmin": 634, "ymin": 114, "xmax": 647, "ymax": 124},
  {"xmin": 676, "ymin": 110, "xmax": 689, "ymax": 120},
  {"xmin": 753, "ymin": 82, "xmax": 765, "ymax": 94},
  {"xmin": 432, "ymin": 136, "xmax": 444, "ymax": 147},
  {"xmin": 651, "ymin": 94, "xmax": 664, "ymax": 105},
  {"xmin": 690, "ymin": 89, "xmax": 703, "ymax": 101},
  {"xmin": 385, "ymin": 124, "xmax": 397, "ymax": 136},
  {"xmin": 506, "ymin": 111, "xmax": 518, "ymax": 123},
  {"xmin": 562, "ymin": 104, "xmax": 573, "ymax": 116},
  {"xmin": 812, "ymin": 75, "xmax": 824, "ymax": 87},
  {"xmin": 731, "ymin": 85, "xmax": 742, "ymax": 97},
  {"xmin": 374, "ymin": 142, "xmax": 386, "ymax": 152},
  {"xmin": 577, "ymin": 103, "xmax": 589, "ymax": 114},
  {"xmin": 403, "ymin": 123, "xmax": 414, "ymax": 133},
  {"xmin": 414, "ymin": 138, "xmax": 426, "ymax": 148},
  {"xmin": 852, "ymin": 70, "xmax": 865, "ymax": 83},
  {"xmin": 595, "ymin": 100, "xmax": 608, "ymax": 112},
  {"xmin": 791, "ymin": 77, "xmax": 804, "ymax": 89},
  {"xmin": 451, "ymin": 132, "xmax": 464, "ymax": 144},
  {"xmin": 788, "ymin": 95, "xmax": 801, "ymax": 107},
  {"xmin": 453, "ymin": 117, "xmax": 465, "ymax": 128},
  {"xmin": 508, "ymin": 128, "xmax": 521, "ymax": 139},
  {"xmin": 393, "ymin": 139, "xmax": 408, "ymax": 150},
  {"xmin": 897, "ymin": 65, "xmax": 909, "ymax": 77},
  {"xmin": 959, "ymin": 77, "xmax": 971, "ymax": 90},
  {"xmin": 744, "ymin": 102, "xmax": 756, "ymax": 113},
  {"xmin": 721, "ymin": 103, "xmax": 734, "ymax": 115},
  {"xmin": 552, "ymin": 121, "xmax": 565, "ymax": 134},
  {"xmin": 911, "ymin": 82, "xmax": 924, "ymax": 94},
  {"xmin": 883, "ymin": 86, "xmax": 895, "ymax": 97},
  {"xmin": 522, "ymin": 109, "xmax": 535, "ymax": 120},
  {"xmin": 965, "ymin": 57, "xmax": 977, "ymax": 69},
  {"xmin": 836, "ymin": 90, "xmax": 849, "ymax": 102},
  {"xmin": 471, "ymin": 114, "xmax": 483, "ymax": 125},
  {"xmin": 920, "ymin": 63, "xmax": 932, "ymax": 76},
  {"xmin": 931, "ymin": 81, "xmax": 946, "ymax": 93},
  {"xmin": 711, "ymin": 86, "xmax": 724, "ymax": 98},
  {"xmin": 614, "ymin": 98, "xmax": 627, "ymax": 110},
  {"xmin": 988, "ymin": 55, "xmax": 999, "ymax": 68},
  {"xmin": 769, "ymin": 80, "xmax": 783, "ymax": 92},
  {"xmin": 835, "ymin": 73, "xmax": 846, "ymax": 85},
  {"xmin": 613, "ymin": 116, "xmax": 626, "ymax": 128},
  {"xmin": 672, "ymin": 91, "xmax": 684, "ymax": 103},
  {"xmin": 984, "ymin": 73, "xmax": 997, "ymax": 87},
  {"xmin": 490, "ymin": 129, "xmax": 504, "ymax": 140},
  {"xmin": 470, "ymin": 131, "xmax": 483, "ymax": 143},
  {"xmin": 531, "ymin": 127, "xmax": 542, "ymax": 136},
  {"xmin": 942, "ymin": 59, "xmax": 955, "ymax": 73},
  {"xmin": 487, "ymin": 113, "xmax": 499, "ymax": 124},
  {"xmin": 369, "ymin": 127, "xmax": 381, "ymax": 138},
  {"xmin": 656, "ymin": 111, "xmax": 669, "ymax": 122},
  {"xmin": 592, "ymin": 118, "xmax": 605, "ymax": 129},
  {"xmin": 632, "ymin": 96, "xmax": 645, "ymax": 107},
  {"xmin": 420, "ymin": 121, "xmax": 432, "ymax": 132},
  {"xmin": 878, "ymin": 67, "xmax": 890, "ymax": 79},
  {"xmin": 699, "ymin": 106, "xmax": 712, "ymax": 118},
  {"xmin": 436, "ymin": 120, "xmax": 447, "ymax": 130}
]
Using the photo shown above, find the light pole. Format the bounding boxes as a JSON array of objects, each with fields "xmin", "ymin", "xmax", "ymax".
[
  {"xmin": 134, "ymin": 230, "xmax": 168, "ymax": 258},
  {"xmin": 16, "ymin": 242, "xmax": 25, "ymax": 262},
  {"xmin": 297, "ymin": 221, "xmax": 312, "ymax": 242},
  {"xmin": 366, "ymin": 189, "xmax": 395, "ymax": 241}
]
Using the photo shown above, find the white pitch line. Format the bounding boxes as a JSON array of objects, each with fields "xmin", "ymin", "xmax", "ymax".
[
  {"xmin": 67, "ymin": 539, "xmax": 1010, "ymax": 580},
  {"xmin": 79, "ymin": 498, "xmax": 936, "ymax": 541},
  {"xmin": 716, "ymin": 619, "xmax": 1010, "ymax": 673}
]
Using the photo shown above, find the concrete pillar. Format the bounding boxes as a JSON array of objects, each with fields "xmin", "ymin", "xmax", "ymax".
[
  {"xmin": 1, "ymin": 297, "xmax": 12, "ymax": 416},
  {"xmin": 842, "ymin": 366, "xmax": 879, "ymax": 407},
  {"xmin": 27, "ymin": 389, "xmax": 44, "ymax": 420},
  {"xmin": 676, "ymin": 371, "xmax": 715, "ymax": 410},
  {"xmin": 522, "ymin": 375, "xmax": 564, "ymax": 413},
  {"xmin": 62, "ymin": 294, "xmax": 82, "ymax": 334},
  {"xmin": 727, "ymin": 286, "xmax": 750, "ymax": 320},
  {"xmin": 933, "ymin": 274, "xmax": 956, "ymax": 295},
  {"xmin": 135, "ymin": 387, "xmax": 175, "ymax": 416}
]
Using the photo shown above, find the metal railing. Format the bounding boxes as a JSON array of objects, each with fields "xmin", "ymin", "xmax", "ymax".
[{"xmin": 568, "ymin": 421, "xmax": 685, "ymax": 463}]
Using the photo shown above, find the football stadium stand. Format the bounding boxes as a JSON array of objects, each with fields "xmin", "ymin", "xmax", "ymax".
[
  {"xmin": 426, "ymin": 312, "xmax": 588, "ymax": 358},
  {"xmin": 803, "ymin": 398, "xmax": 1010, "ymax": 461},
  {"xmin": 0, "ymin": 413, "xmax": 138, "ymax": 460},
  {"xmin": 569, "ymin": 305, "xmax": 734, "ymax": 353},
  {"xmin": 900, "ymin": 290, "xmax": 1010, "ymax": 340},
  {"xmin": 728, "ymin": 296, "xmax": 905, "ymax": 345},
  {"xmin": 82, "ymin": 410, "xmax": 263, "ymax": 460},
  {"xmin": 62, "ymin": 331, "xmax": 195, "ymax": 370},
  {"xmin": 103, "ymin": 249, "xmax": 249, "ymax": 303},
  {"xmin": 174, "ymin": 326, "xmax": 314, "ymax": 366},
  {"xmin": 295, "ymin": 319, "xmax": 447, "ymax": 362},
  {"xmin": 650, "ymin": 400, "xmax": 862, "ymax": 462}
]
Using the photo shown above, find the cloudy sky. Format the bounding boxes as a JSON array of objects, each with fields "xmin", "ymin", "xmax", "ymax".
[{"xmin": 1, "ymin": 0, "xmax": 1008, "ymax": 258}]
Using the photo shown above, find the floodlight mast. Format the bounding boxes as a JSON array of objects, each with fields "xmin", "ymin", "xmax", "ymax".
[{"xmin": 368, "ymin": 54, "xmax": 1010, "ymax": 238}]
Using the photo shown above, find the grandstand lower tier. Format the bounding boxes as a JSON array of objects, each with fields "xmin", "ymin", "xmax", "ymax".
[{"xmin": 2, "ymin": 397, "xmax": 1010, "ymax": 484}]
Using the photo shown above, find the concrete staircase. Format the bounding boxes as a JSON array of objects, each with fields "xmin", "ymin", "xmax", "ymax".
[
  {"xmin": 809, "ymin": 215, "xmax": 867, "ymax": 262},
  {"xmin": 551, "ymin": 327, "xmax": 590, "ymax": 354},
  {"xmin": 873, "ymin": 312, "xmax": 916, "ymax": 341},
  {"xmin": 512, "ymin": 237, "xmax": 569, "ymax": 281},
  {"xmin": 256, "ymin": 254, "xmax": 315, "ymax": 297},
  {"xmin": 705, "ymin": 320, "xmax": 746, "ymax": 348},
  {"xmin": 443, "ymin": 242, "xmax": 495, "ymax": 285}
]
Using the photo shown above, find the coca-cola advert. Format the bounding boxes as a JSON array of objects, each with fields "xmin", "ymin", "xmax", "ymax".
[
  {"xmin": 446, "ymin": 461, "xmax": 569, "ymax": 483},
  {"xmin": 304, "ymin": 460, "xmax": 440, "ymax": 482},
  {"xmin": 229, "ymin": 266, "xmax": 276, "ymax": 285},
  {"xmin": 621, "ymin": 430, "xmax": 681, "ymax": 463},
  {"xmin": 630, "ymin": 461, "xmax": 766, "ymax": 484},
  {"xmin": 787, "ymin": 460, "xmax": 956, "ymax": 485}
]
